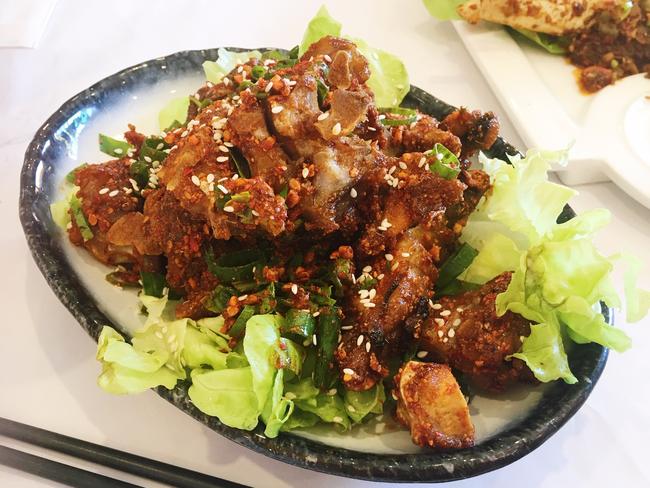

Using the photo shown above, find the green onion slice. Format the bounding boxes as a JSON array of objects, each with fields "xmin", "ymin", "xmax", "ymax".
[
  {"xmin": 427, "ymin": 143, "xmax": 461, "ymax": 180},
  {"xmin": 204, "ymin": 247, "xmax": 265, "ymax": 282},
  {"xmin": 436, "ymin": 243, "xmax": 478, "ymax": 290},
  {"xmin": 282, "ymin": 309, "xmax": 316, "ymax": 339},
  {"xmin": 69, "ymin": 194, "xmax": 93, "ymax": 241},
  {"xmin": 99, "ymin": 134, "xmax": 133, "ymax": 158},
  {"xmin": 140, "ymin": 271, "xmax": 167, "ymax": 298}
]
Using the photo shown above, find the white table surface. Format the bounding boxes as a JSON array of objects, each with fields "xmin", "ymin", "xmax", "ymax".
[{"xmin": 1, "ymin": 1, "xmax": 649, "ymax": 487}]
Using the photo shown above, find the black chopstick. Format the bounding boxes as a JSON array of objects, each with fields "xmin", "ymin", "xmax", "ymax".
[
  {"xmin": 0, "ymin": 444, "xmax": 142, "ymax": 488},
  {"xmin": 0, "ymin": 417, "xmax": 249, "ymax": 488}
]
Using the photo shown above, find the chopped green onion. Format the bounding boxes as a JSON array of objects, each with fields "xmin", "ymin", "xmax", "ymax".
[
  {"xmin": 129, "ymin": 161, "xmax": 150, "ymax": 188},
  {"xmin": 229, "ymin": 304, "xmax": 256, "ymax": 339},
  {"xmin": 278, "ymin": 184, "xmax": 289, "ymax": 199},
  {"xmin": 436, "ymin": 243, "xmax": 478, "ymax": 290},
  {"xmin": 436, "ymin": 279, "xmax": 481, "ymax": 297},
  {"xmin": 313, "ymin": 308, "xmax": 341, "ymax": 389},
  {"xmin": 229, "ymin": 147, "xmax": 251, "ymax": 178},
  {"xmin": 140, "ymin": 271, "xmax": 167, "ymax": 298},
  {"xmin": 203, "ymin": 247, "xmax": 265, "ymax": 282},
  {"xmin": 255, "ymin": 92, "xmax": 269, "ymax": 100},
  {"xmin": 229, "ymin": 191, "xmax": 251, "ymax": 203},
  {"xmin": 205, "ymin": 285, "xmax": 237, "ymax": 313},
  {"xmin": 316, "ymin": 79, "xmax": 329, "ymax": 108},
  {"xmin": 288, "ymin": 45, "xmax": 299, "ymax": 59},
  {"xmin": 189, "ymin": 96, "xmax": 212, "ymax": 110},
  {"xmin": 139, "ymin": 137, "xmax": 167, "ymax": 164},
  {"xmin": 251, "ymin": 65, "xmax": 266, "ymax": 81},
  {"xmin": 237, "ymin": 80, "xmax": 254, "ymax": 91},
  {"xmin": 99, "ymin": 134, "xmax": 133, "ymax": 158},
  {"xmin": 379, "ymin": 107, "xmax": 417, "ymax": 116},
  {"xmin": 427, "ymin": 143, "xmax": 461, "ymax": 180},
  {"xmin": 282, "ymin": 309, "xmax": 316, "ymax": 338},
  {"xmin": 378, "ymin": 107, "xmax": 417, "ymax": 126},
  {"xmin": 275, "ymin": 337, "xmax": 304, "ymax": 377},
  {"xmin": 65, "ymin": 163, "xmax": 88, "ymax": 184},
  {"xmin": 69, "ymin": 194, "xmax": 93, "ymax": 241}
]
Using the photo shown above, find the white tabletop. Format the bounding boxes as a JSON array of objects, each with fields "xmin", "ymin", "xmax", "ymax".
[{"xmin": 1, "ymin": 1, "xmax": 649, "ymax": 487}]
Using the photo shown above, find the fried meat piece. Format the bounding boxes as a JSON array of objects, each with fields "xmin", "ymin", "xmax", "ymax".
[
  {"xmin": 395, "ymin": 361, "xmax": 474, "ymax": 449},
  {"xmin": 337, "ymin": 226, "xmax": 439, "ymax": 390},
  {"xmin": 70, "ymin": 159, "xmax": 141, "ymax": 265},
  {"xmin": 417, "ymin": 273, "xmax": 534, "ymax": 392},
  {"xmin": 440, "ymin": 108, "xmax": 499, "ymax": 158},
  {"xmin": 301, "ymin": 36, "xmax": 371, "ymax": 87},
  {"xmin": 389, "ymin": 114, "xmax": 462, "ymax": 156}
]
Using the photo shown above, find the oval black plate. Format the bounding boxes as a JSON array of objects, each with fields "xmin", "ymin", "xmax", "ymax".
[{"xmin": 19, "ymin": 48, "xmax": 609, "ymax": 483}]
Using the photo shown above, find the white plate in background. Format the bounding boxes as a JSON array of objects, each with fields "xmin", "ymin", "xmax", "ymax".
[{"xmin": 452, "ymin": 21, "xmax": 650, "ymax": 208}]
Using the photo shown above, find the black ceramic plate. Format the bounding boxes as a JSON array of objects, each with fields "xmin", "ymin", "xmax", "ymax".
[{"xmin": 19, "ymin": 48, "xmax": 609, "ymax": 483}]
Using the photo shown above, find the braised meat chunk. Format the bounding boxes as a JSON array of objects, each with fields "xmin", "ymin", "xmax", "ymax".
[
  {"xmin": 417, "ymin": 273, "xmax": 534, "ymax": 392},
  {"xmin": 395, "ymin": 361, "xmax": 474, "ymax": 449}
]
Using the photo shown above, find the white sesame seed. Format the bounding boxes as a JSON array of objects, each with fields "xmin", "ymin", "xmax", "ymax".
[
  {"xmin": 114, "ymin": 148, "xmax": 123, "ymax": 155},
  {"xmin": 285, "ymin": 392, "xmax": 296, "ymax": 400},
  {"xmin": 440, "ymin": 310, "xmax": 451, "ymax": 317},
  {"xmin": 357, "ymin": 335, "xmax": 364, "ymax": 346},
  {"xmin": 124, "ymin": 188, "xmax": 133, "ymax": 195},
  {"xmin": 312, "ymin": 334, "xmax": 318, "ymax": 346},
  {"xmin": 236, "ymin": 65, "xmax": 243, "ymax": 73},
  {"xmin": 238, "ymin": 294, "xmax": 248, "ymax": 301},
  {"xmin": 317, "ymin": 112, "xmax": 330, "ymax": 121},
  {"xmin": 191, "ymin": 175, "xmax": 201, "ymax": 186},
  {"xmin": 219, "ymin": 145, "xmax": 229, "ymax": 153},
  {"xmin": 377, "ymin": 274, "xmax": 384, "ymax": 280},
  {"xmin": 350, "ymin": 188, "xmax": 357, "ymax": 198},
  {"xmin": 363, "ymin": 302, "xmax": 376, "ymax": 308},
  {"xmin": 365, "ymin": 341, "xmax": 371, "ymax": 353},
  {"xmin": 333, "ymin": 416, "xmax": 343, "ymax": 423},
  {"xmin": 457, "ymin": 307, "xmax": 464, "ymax": 313},
  {"xmin": 443, "ymin": 337, "xmax": 449, "ymax": 343},
  {"xmin": 312, "ymin": 311, "xmax": 320, "ymax": 317},
  {"xmin": 391, "ymin": 391, "xmax": 399, "ymax": 401},
  {"xmin": 303, "ymin": 338, "xmax": 311, "ymax": 347},
  {"xmin": 438, "ymin": 330, "xmax": 444, "ymax": 338},
  {"xmin": 181, "ymin": 130, "xmax": 189, "ymax": 138},
  {"xmin": 343, "ymin": 368, "xmax": 355, "ymax": 376},
  {"xmin": 264, "ymin": 81, "xmax": 273, "ymax": 93},
  {"xmin": 332, "ymin": 122, "xmax": 342, "ymax": 136},
  {"xmin": 378, "ymin": 114, "xmax": 386, "ymax": 121},
  {"xmin": 368, "ymin": 289, "xmax": 377, "ymax": 299},
  {"xmin": 251, "ymin": 209, "xmax": 260, "ymax": 217},
  {"xmin": 434, "ymin": 318, "xmax": 445, "ymax": 326},
  {"xmin": 99, "ymin": 187, "xmax": 109, "ymax": 195},
  {"xmin": 302, "ymin": 167, "xmax": 309, "ymax": 179},
  {"xmin": 399, "ymin": 161, "xmax": 407, "ymax": 170},
  {"xmin": 452, "ymin": 318, "xmax": 461, "ymax": 327},
  {"xmin": 389, "ymin": 165, "xmax": 396, "ymax": 175},
  {"xmin": 385, "ymin": 254, "xmax": 393, "ymax": 261},
  {"xmin": 359, "ymin": 289, "xmax": 370, "ymax": 299},
  {"xmin": 217, "ymin": 184, "xmax": 229, "ymax": 194},
  {"xmin": 416, "ymin": 350, "xmax": 428, "ymax": 358},
  {"xmin": 418, "ymin": 157, "xmax": 427, "ymax": 168},
  {"xmin": 144, "ymin": 156, "xmax": 152, "ymax": 163},
  {"xmin": 368, "ymin": 126, "xmax": 376, "ymax": 132},
  {"xmin": 401, "ymin": 252, "xmax": 410, "ymax": 257},
  {"xmin": 448, "ymin": 329, "xmax": 456, "ymax": 338},
  {"xmin": 362, "ymin": 266, "xmax": 372, "ymax": 273},
  {"xmin": 324, "ymin": 54, "xmax": 332, "ymax": 63},
  {"xmin": 327, "ymin": 388, "xmax": 337, "ymax": 396},
  {"xmin": 291, "ymin": 284, "xmax": 298, "ymax": 295},
  {"xmin": 108, "ymin": 190, "xmax": 119, "ymax": 197},
  {"xmin": 391, "ymin": 262, "xmax": 399, "ymax": 271},
  {"xmin": 347, "ymin": 405, "xmax": 356, "ymax": 412},
  {"xmin": 341, "ymin": 325, "xmax": 353, "ymax": 331},
  {"xmin": 223, "ymin": 206, "xmax": 235, "ymax": 213},
  {"xmin": 206, "ymin": 173, "xmax": 215, "ymax": 183},
  {"xmin": 432, "ymin": 303, "xmax": 442, "ymax": 310},
  {"xmin": 520, "ymin": 335, "xmax": 526, "ymax": 342},
  {"xmin": 217, "ymin": 156, "xmax": 229, "ymax": 163},
  {"xmin": 271, "ymin": 105, "xmax": 284, "ymax": 114}
]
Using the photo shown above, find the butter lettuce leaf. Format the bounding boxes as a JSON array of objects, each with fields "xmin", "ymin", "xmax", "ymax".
[
  {"xmin": 466, "ymin": 148, "xmax": 647, "ymax": 384},
  {"xmin": 203, "ymin": 48, "xmax": 263, "ymax": 84},
  {"xmin": 299, "ymin": 6, "xmax": 409, "ymax": 107},
  {"xmin": 158, "ymin": 96, "xmax": 190, "ymax": 132},
  {"xmin": 421, "ymin": 0, "xmax": 465, "ymax": 20},
  {"xmin": 188, "ymin": 367, "xmax": 260, "ymax": 430}
]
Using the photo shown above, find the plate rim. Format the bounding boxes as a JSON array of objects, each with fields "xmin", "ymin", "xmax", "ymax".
[{"xmin": 18, "ymin": 47, "xmax": 609, "ymax": 483}]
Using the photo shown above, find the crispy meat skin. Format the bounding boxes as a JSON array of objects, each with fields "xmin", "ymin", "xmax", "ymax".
[
  {"xmin": 395, "ymin": 361, "xmax": 474, "ymax": 449},
  {"xmin": 417, "ymin": 273, "xmax": 534, "ymax": 392}
]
